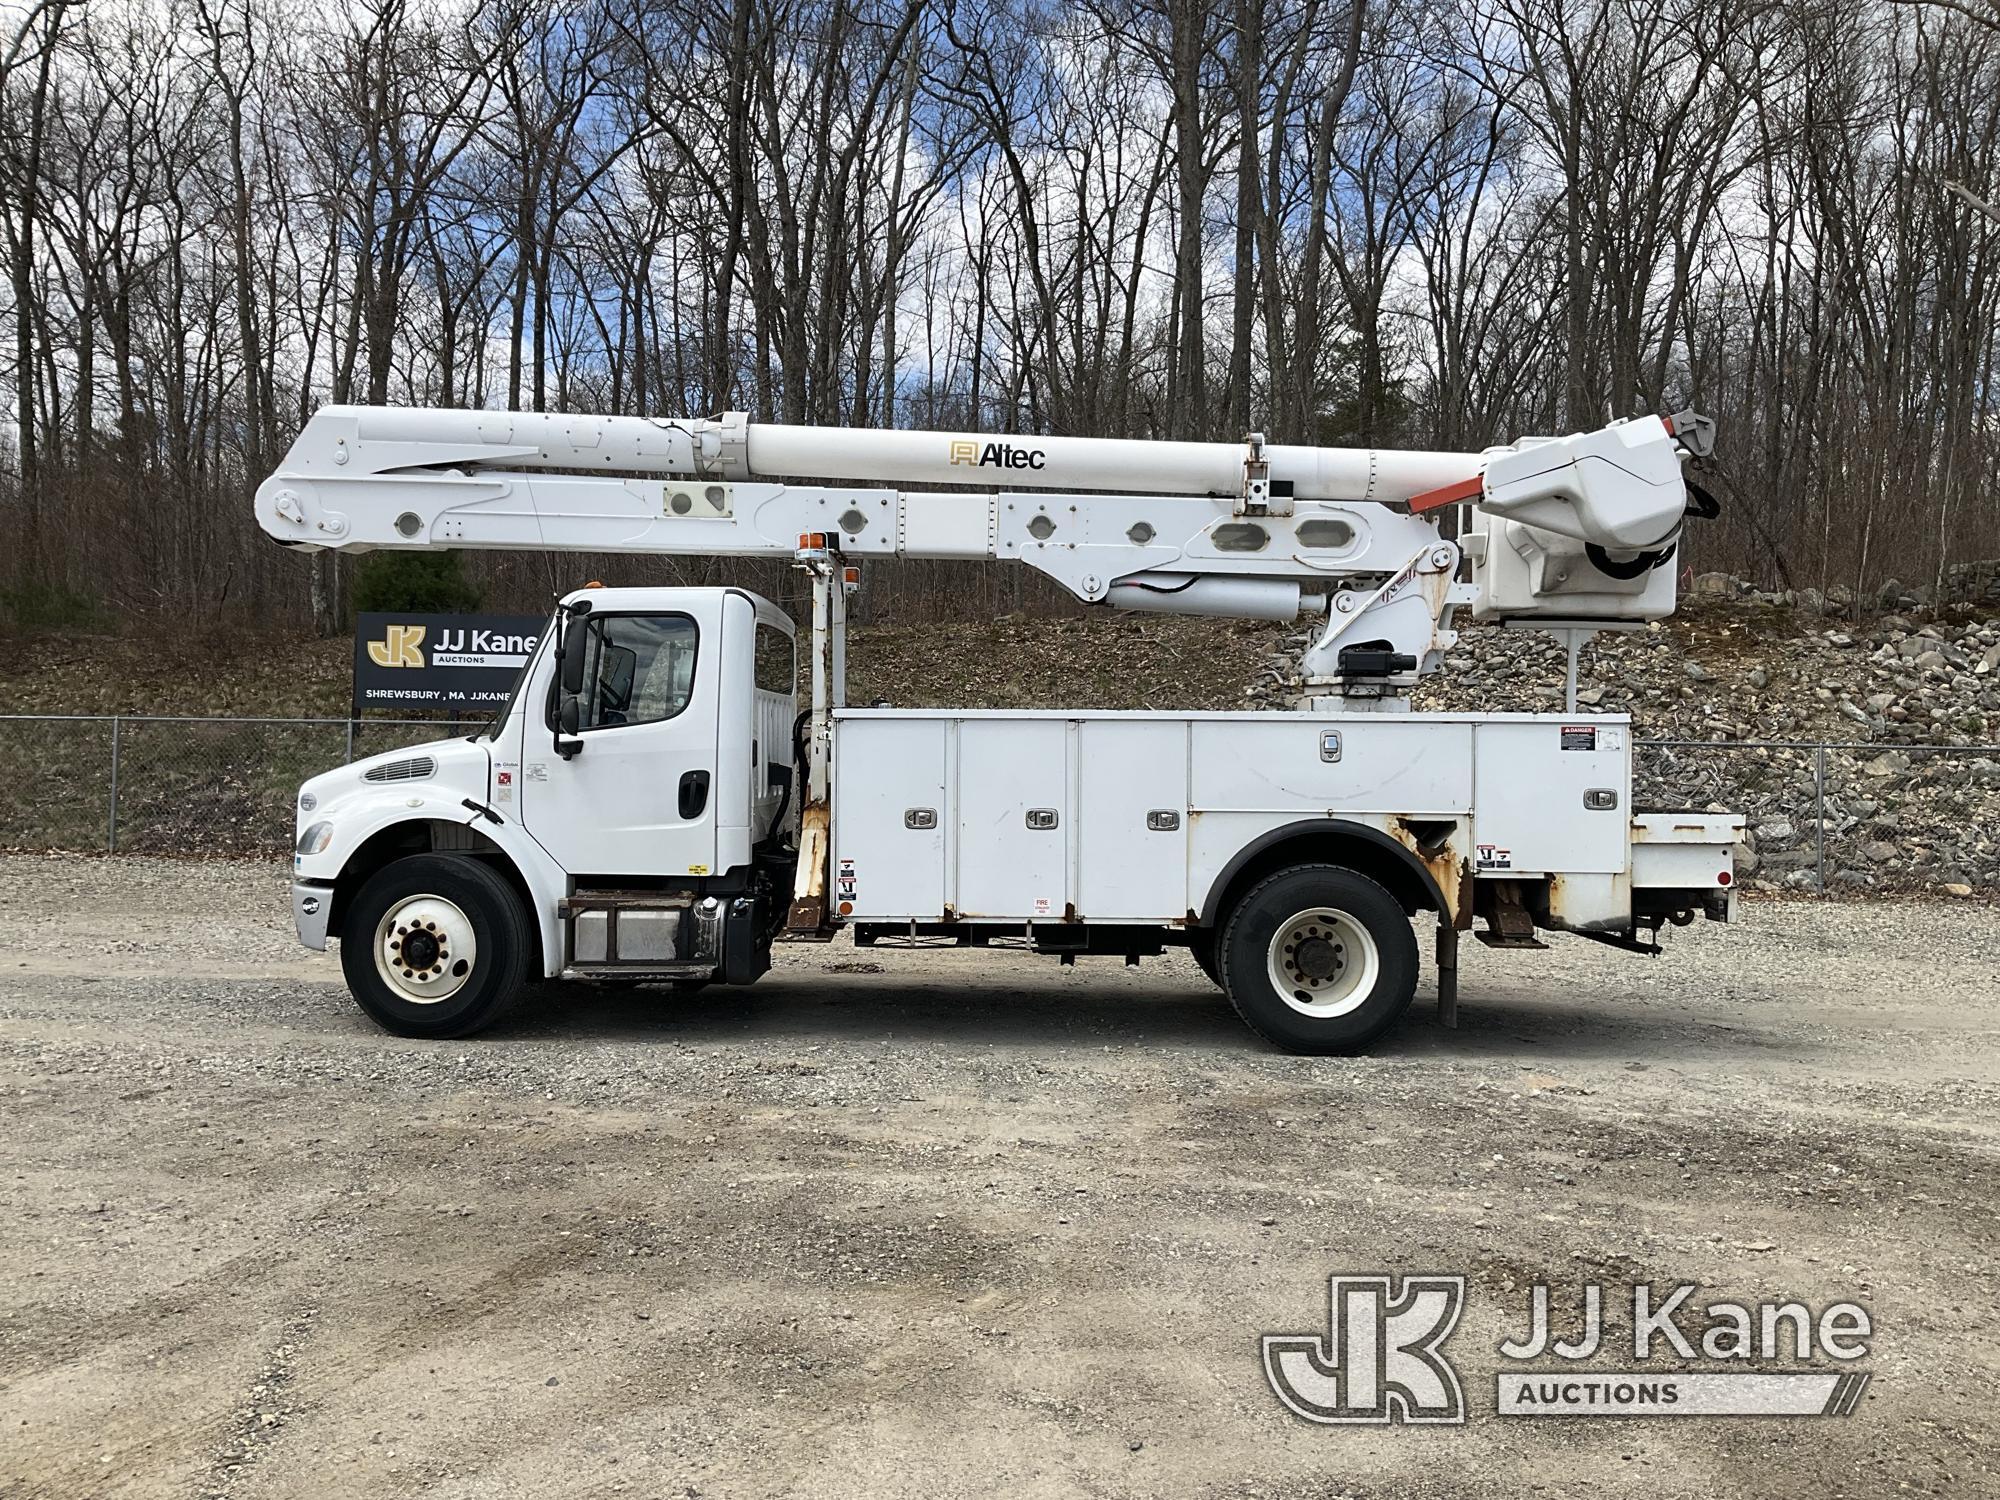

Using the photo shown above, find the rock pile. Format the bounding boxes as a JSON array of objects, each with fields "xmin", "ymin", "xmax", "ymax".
[{"xmin": 1247, "ymin": 580, "xmax": 2000, "ymax": 895}]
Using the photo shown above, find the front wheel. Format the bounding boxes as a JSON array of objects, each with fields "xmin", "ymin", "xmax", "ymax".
[
  {"xmin": 340, "ymin": 854, "xmax": 531, "ymax": 1038},
  {"xmin": 1219, "ymin": 865, "xmax": 1418, "ymax": 1054}
]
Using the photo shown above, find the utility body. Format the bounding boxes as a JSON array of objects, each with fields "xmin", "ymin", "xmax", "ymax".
[{"xmin": 269, "ymin": 405, "xmax": 1739, "ymax": 1052}]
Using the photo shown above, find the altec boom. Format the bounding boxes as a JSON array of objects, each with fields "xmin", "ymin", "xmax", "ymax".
[{"xmin": 264, "ymin": 406, "xmax": 1739, "ymax": 1053}]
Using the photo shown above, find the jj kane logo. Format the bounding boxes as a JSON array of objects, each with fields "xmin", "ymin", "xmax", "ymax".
[
  {"xmin": 1266, "ymin": 1276, "xmax": 1873, "ymax": 1425},
  {"xmin": 367, "ymin": 623, "xmax": 426, "ymax": 669},
  {"xmin": 949, "ymin": 438, "xmax": 1047, "ymax": 471},
  {"xmin": 1264, "ymin": 1275, "xmax": 1467, "ymax": 1425}
]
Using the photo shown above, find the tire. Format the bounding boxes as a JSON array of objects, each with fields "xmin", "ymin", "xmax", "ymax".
[
  {"xmin": 1218, "ymin": 864, "xmax": 1418, "ymax": 1054},
  {"xmin": 340, "ymin": 854, "xmax": 532, "ymax": 1039}
]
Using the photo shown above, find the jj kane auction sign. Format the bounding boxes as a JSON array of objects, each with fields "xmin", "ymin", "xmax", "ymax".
[{"xmin": 353, "ymin": 613, "xmax": 543, "ymax": 712}]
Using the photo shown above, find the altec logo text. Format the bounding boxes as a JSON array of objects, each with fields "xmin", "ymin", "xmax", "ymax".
[
  {"xmin": 1265, "ymin": 1276, "xmax": 1874, "ymax": 1424},
  {"xmin": 949, "ymin": 439, "xmax": 1047, "ymax": 470}
]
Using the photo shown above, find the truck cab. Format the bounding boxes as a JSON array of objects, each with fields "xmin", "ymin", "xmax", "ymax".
[
  {"xmin": 491, "ymin": 586, "xmax": 795, "ymax": 879},
  {"xmin": 290, "ymin": 587, "xmax": 798, "ymax": 1036}
]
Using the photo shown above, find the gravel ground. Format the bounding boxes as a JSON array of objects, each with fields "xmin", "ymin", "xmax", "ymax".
[{"xmin": 1, "ymin": 856, "xmax": 1996, "ymax": 1499}]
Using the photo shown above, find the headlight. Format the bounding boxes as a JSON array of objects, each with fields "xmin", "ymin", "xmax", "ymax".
[{"xmin": 296, "ymin": 821, "xmax": 334, "ymax": 856}]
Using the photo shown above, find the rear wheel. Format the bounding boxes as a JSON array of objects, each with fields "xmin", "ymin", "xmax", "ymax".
[
  {"xmin": 1219, "ymin": 865, "xmax": 1417, "ymax": 1054},
  {"xmin": 340, "ymin": 854, "xmax": 531, "ymax": 1038}
]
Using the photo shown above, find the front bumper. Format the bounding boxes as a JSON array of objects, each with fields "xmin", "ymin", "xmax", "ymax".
[{"xmin": 292, "ymin": 880, "xmax": 335, "ymax": 950}]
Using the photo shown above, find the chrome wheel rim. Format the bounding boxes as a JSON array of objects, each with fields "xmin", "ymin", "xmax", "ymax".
[
  {"xmin": 1266, "ymin": 907, "xmax": 1379, "ymax": 1018},
  {"xmin": 374, "ymin": 895, "xmax": 477, "ymax": 1004}
]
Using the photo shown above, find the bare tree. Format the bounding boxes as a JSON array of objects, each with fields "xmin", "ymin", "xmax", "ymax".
[{"xmin": 1, "ymin": 0, "xmax": 1996, "ymax": 631}]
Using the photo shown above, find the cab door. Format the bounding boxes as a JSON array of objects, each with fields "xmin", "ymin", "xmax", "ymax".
[{"xmin": 519, "ymin": 604, "xmax": 720, "ymax": 877}]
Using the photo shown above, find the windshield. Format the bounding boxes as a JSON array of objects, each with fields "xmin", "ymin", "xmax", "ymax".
[{"xmin": 479, "ymin": 612, "xmax": 554, "ymax": 740}]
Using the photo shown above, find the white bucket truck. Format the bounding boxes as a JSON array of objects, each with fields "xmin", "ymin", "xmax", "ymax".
[{"xmin": 261, "ymin": 406, "xmax": 1740, "ymax": 1052}]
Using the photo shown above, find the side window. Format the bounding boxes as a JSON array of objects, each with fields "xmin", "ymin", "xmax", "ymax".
[
  {"xmin": 754, "ymin": 621, "xmax": 796, "ymax": 696},
  {"xmin": 561, "ymin": 615, "xmax": 699, "ymax": 731}
]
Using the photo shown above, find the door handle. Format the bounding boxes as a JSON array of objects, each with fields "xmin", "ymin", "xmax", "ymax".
[{"xmin": 679, "ymin": 770, "xmax": 711, "ymax": 820}]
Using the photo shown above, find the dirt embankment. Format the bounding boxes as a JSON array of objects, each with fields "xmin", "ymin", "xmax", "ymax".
[
  {"xmin": 0, "ymin": 614, "xmax": 1280, "ymax": 719},
  {"xmin": 8, "ymin": 594, "xmax": 2000, "ymax": 889}
]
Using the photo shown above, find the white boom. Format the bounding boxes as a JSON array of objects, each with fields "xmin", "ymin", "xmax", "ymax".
[{"xmin": 256, "ymin": 404, "xmax": 1712, "ymax": 700}]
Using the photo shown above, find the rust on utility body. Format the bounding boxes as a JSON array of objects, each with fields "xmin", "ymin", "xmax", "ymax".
[
  {"xmin": 786, "ymin": 797, "xmax": 832, "ymax": 932},
  {"xmin": 1543, "ymin": 870, "xmax": 1635, "ymax": 934},
  {"xmin": 1390, "ymin": 816, "xmax": 1474, "ymax": 929}
]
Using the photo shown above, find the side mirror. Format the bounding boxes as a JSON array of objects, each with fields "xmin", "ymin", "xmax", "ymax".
[
  {"xmin": 559, "ymin": 630, "xmax": 589, "ymax": 696},
  {"xmin": 554, "ymin": 694, "xmax": 583, "ymax": 759}
]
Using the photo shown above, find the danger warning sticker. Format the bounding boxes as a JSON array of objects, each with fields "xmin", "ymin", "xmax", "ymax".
[
  {"xmin": 1476, "ymin": 843, "xmax": 1512, "ymax": 870},
  {"xmin": 1560, "ymin": 725, "xmax": 1597, "ymax": 751}
]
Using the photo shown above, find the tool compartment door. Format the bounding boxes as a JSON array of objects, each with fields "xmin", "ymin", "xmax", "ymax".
[
  {"xmin": 1077, "ymin": 720, "xmax": 1188, "ymax": 919},
  {"xmin": 831, "ymin": 717, "xmax": 947, "ymax": 919},
  {"xmin": 955, "ymin": 718, "xmax": 1071, "ymax": 919},
  {"xmin": 1472, "ymin": 720, "xmax": 1630, "ymax": 874}
]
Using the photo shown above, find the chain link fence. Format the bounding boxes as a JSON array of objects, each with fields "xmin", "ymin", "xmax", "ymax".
[
  {"xmin": 2, "ymin": 714, "xmax": 1996, "ymax": 892},
  {"xmin": 1635, "ymin": 739, "xmax": 2000, "ymax": 895},
  {"xmin": 0, "ymin": 715, "xmax": 467, "ymax": 857}
]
